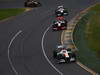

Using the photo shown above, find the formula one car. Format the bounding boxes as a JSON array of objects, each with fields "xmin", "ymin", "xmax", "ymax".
[
  {"xmin": 52, "ymin": 17, "xmax": 67, "ymax": 31},
  {"xmin": 24, "ymin": 0, "xmax": 41, "ymax": 7},
  {"xmin": 55, "ymin": 5, "xmax": 68, "ymax": 17},
  {"xmin": 53, "ymin": 45, "xmax": 76, "ymax": 63}
]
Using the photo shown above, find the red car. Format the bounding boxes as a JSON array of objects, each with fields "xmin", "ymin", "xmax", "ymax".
[{"xmin": 52, "ymin": 17, "xmax": 67, "ymax": 31}]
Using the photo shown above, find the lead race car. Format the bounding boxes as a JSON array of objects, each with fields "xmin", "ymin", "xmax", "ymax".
[
  {"xmin": 24, "ymin": 0, "xmax": 41, "ymax": 7},
  {"xmin": 55, "ymin": 5, "xmax": 68, "ymax": 17},
  {"xmin": 52, "ymin": 16, "xmax": 67, "ymax": 31},
  {"xmin": 53, "ymin": 45, "xmax": 76, "ymax": 64}
]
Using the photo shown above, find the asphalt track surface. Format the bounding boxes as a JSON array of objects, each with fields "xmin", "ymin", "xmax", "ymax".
[{"xmin": 0, "ymin": 0, "xmax": 99, "ymax": 75}]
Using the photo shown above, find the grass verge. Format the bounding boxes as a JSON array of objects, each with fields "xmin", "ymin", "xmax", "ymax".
[
  {"xmin": 0, "ymin": 8, "xmax": 25, "ymax": 20},
  {"xmin": 73, "ymin": 3, "xmax": 100, "ymax": 74}
]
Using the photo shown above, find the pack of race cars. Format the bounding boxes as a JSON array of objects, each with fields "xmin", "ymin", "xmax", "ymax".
[
  {"xmin": 52, "ymin": 6, "xmax": 77, "ymax": 64},
  {"xmin": 24, "ymin": 1, "xmax": 77, "ymax": 64},
  {"xmin": 52, "ymin": 6, "xmax": 68, "ymax": 31}
]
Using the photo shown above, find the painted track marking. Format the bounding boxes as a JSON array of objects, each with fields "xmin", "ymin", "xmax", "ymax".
[
  {"xmin": 8, "ymin": 30, "xmax": 22, "ymax": 75},
  {"xmin": 41, "ymin": 26, "xmax": 63, "ymax": 75}
]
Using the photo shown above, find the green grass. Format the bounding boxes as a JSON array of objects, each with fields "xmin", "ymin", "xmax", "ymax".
[
  {"xmin": 73, "ymin": 3, "xmax": 100, "ymax": 74},
  {"xmin": 85, "ymin": 4, "xmax": 100, "ymax": 57},
  {"xmin": 0, "ymin": 8, "xmax": 25, "ymax": 20}
]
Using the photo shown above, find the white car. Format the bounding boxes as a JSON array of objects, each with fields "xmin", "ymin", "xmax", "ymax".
[
  {"xmin": 55, "ymin": 5, "xmax": 68, "ymax": 16},
  {"xmin": 53, "ymin": 45, "xmax": 76, "ymax": 63}
]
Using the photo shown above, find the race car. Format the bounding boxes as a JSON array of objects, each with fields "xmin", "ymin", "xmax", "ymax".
[
  {"xmin": 52, "ymin": 17, "xmax": 67, "ymax": 31},
  {"xmin": 55, "ymin": 5, "xmax": 68, "ymax": 17},
  {"xmin": 53, "ymin": 45, "xmax": 76, "ymax": 64},
  {"xmin": 24, "ymin": 0, "xmax": 41, "ymax": 7}
]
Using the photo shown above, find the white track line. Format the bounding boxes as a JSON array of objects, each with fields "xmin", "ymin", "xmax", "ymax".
[
  {"xmin": 8, "ymin": 30, "xmax": 22, "ymax": 75},
  {"xmin": 41, "ymin": 26, "xmax": 63, "ymax": 75}
]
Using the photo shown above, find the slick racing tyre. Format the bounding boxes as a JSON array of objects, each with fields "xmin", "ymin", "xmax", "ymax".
[
  {"xmin": 71, "ymin": 53, "xmax": 76, "ymax": 62},
  {"xmin": 53, "ymin": 50, "xmax": 57, "ymax": 58},
  {"xmin": 24, "ymin": 2, "xmax": 27, "ymax": 7}
]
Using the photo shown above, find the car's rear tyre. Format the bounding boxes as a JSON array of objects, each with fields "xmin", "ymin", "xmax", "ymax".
[
  {"xmin": 70, "ymin": 57, "xmax": 76, "ymax": 62},
  {"xmin": 53, "ymin": 50, "xmax": 57, "ymax": 58},
  {"xmin": 65, "ymin": 58, "xmax": 70, "ymax": 63},
  {"xmin": 24, "ymin": 2, "xmax": 27, "ymax": 7},
  {"xmin": 71, "ymin": 53, "xmax": 76, "ymax": 62},
  {"xmin": 37, "ymin": 3, "xmax": 41, "ymax": 7}
]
